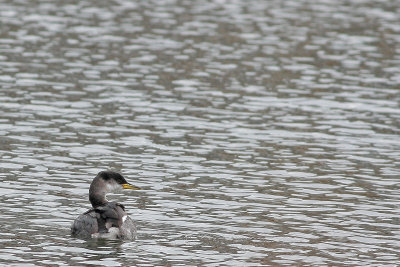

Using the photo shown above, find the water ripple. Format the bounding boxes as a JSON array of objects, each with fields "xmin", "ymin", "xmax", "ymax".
[{"xmin": 0, "ymin": 0, "xmax": 400, "ymax": 266}]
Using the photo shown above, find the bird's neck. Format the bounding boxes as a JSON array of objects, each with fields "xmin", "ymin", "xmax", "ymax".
[{"xmin": 89, "ymin": 181, "xmax": 108, "ymax": 208}]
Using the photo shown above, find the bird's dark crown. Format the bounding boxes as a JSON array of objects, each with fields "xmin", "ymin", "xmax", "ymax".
[{"xmin": 97, "ymin": 171, "xmax": 128, "ymax": 185}]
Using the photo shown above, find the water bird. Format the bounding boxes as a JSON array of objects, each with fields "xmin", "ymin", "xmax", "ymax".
[{"xmin": 71, "ymin": 171, "xmax": 141, "ymax": 239}]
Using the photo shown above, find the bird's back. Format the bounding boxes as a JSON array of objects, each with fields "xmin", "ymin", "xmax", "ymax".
[
  {"xmin": 71, "ymin": 202, "xmax": 136, "ymax": 240},
  {"xmin": 71, "ymin": 210, "xmax": 99, "ymax": 238}
]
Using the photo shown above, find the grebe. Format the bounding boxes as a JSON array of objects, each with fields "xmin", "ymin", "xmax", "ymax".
[{"xmin": 71, "ymin": 171, "xmax": 140, "ymax": 239}]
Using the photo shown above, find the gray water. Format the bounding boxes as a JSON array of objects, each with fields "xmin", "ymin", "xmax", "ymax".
[{"xmin": 1, "ymin": 0, "xmax": 400, "ymax": 266}]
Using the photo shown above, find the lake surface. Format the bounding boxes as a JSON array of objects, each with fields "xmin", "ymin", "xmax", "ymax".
[{"xmin": 0, "ymin": 0, "xmax": 399, "ymax": 265}]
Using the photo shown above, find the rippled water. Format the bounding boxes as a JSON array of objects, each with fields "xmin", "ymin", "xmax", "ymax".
[{"xmin": 1, "ymin": 0, "xmax": 400, "ymax": 265}]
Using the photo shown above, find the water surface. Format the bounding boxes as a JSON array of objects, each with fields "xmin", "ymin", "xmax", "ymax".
[{"xmin": 0, "ymin": 0, "xmax": 400, "ymax": 266}]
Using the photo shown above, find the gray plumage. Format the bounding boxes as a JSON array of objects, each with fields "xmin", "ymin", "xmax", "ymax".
[{"xmin": 71, "ymin": 171, "xmax": 140, "ymax": 240}]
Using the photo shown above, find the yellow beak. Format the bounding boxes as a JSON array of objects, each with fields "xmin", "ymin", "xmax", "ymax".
[{"xmin": 122, "ymin": 183, "xmax": 141, "ymax": 190}]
